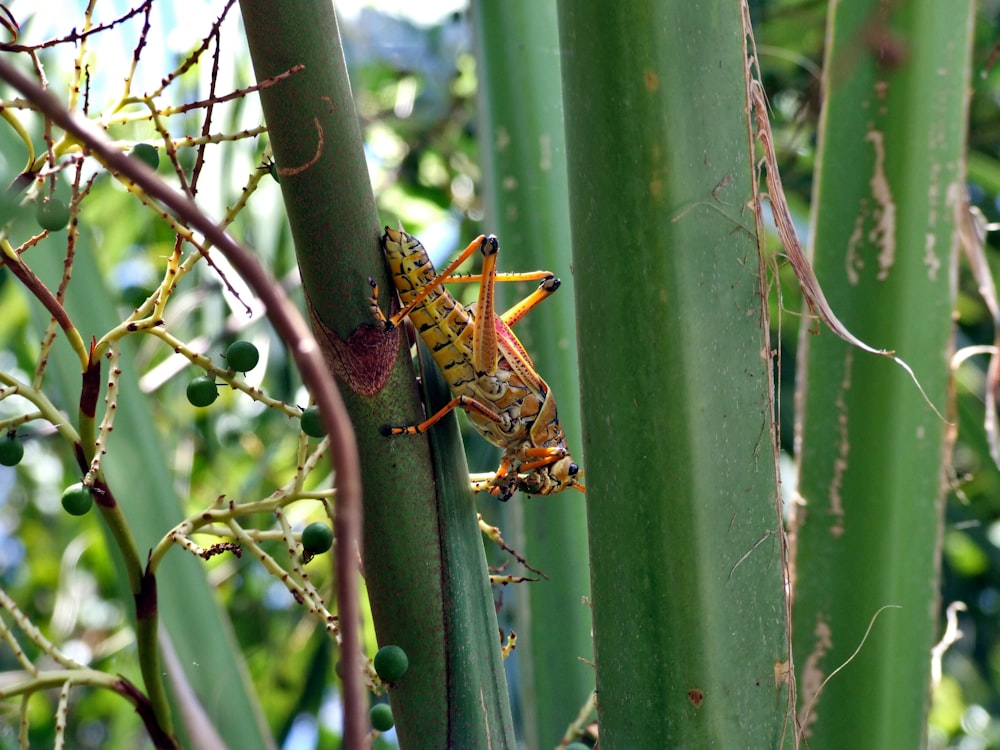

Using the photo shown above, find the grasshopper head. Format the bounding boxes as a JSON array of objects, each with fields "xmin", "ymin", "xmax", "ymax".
[
  {"xmin": 550, "ymin": 455, "xmax": 583, "ymax": 493},
  {"xmin": 515, "ymin": 454, "xmax": 585, "ymax": 497}
]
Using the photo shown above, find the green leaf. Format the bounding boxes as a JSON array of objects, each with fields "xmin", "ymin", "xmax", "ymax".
[{"xmin": 558, "ymin": 1, "xmax": 788, "ymax": 745}]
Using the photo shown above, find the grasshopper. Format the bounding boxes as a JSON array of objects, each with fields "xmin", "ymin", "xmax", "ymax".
[{"xmin": 373, "ymin": 226, "xmax": 584, "ymax": 501}]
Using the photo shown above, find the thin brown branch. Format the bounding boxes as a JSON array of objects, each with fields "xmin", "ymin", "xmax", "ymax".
[
  {"xmin": 153, "ymin": 0, "xmax": 238, "ymax": 98},
  {"xmin": 0, "ymin": 0, "xmax": 155, "ymax": 53},
  {"xmin": 162, "ymin": 65, "xmax": 306, "ymax": 116},
  {"xmin": 0, "ymin": 250, "xmax": 76, "ymax": 334},
  {"xmin": 124, "ymin": 0, "xmax": 154, "ymax": 93},
  {"xmin": 187, "ymin": 27, "xmax": 222, "ymax": 194},
  {"xmin": 113, "ymin": 676, "xmax": 182, "ymax": 750}
]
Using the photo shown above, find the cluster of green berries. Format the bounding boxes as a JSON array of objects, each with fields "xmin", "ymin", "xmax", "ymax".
[
  {"xmin": 184, "ymin": 340, "xmax": 327, "ymax": 443},
  {"xmin": 366, "ymin": 644, "xmax": 411, "ymax": 732},
  {"xmin": 185, "ymin": 340, "xmax": 261, "ymax": 408},
  {"xmin": 182, "ymin": 340, "xmax": 333, "ymax": 556}
]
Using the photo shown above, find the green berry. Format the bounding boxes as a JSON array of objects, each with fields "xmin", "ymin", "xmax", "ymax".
[
  {"xmin": 301, "ymin": 522, "xmax": 333, "ymax": 555},
  {"xmin": 0, "ymin": 435, "xmax": 24, "ymax": 466},
  {"xmin": 369, "ymin": 703, "xmax": 394, "ymax": 732},
  {"xmin": 186, "ymin": 376, "xmax": 219, "ymax": 407},
  {"xmin": 373, "ymin": 645, "xmax": 409, "ymax": 683},
  {"xmin": 61, "ymin": 483, "xmax": 93, "ymax": 516},
  {"xmin": 129, "ymin": 143, "xmax": 160, "ymax": 170},
  {"xmin": 225, "ymin": 340, "xmax": 259, "ymax": 372},
  {"xmin": 565, "ymin": 744, "xmax": 590, "ymax": 750},
  {"xmin": 35, "ymin": 198, "xmax": 70, "ymax": 232},
  {"xmin": 300, "ymin": 405, "xmax": 325, "ymax": 438}
]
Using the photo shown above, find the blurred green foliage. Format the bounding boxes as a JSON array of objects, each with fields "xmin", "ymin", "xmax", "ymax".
[{"xmin": 4, "ymin": 0, "xmax": 1000, "ymax": 747}]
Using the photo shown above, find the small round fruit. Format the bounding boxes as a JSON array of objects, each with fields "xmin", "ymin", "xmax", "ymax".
[
  {"xmin": 0, "ymin": 435, "xmax": 24, "ymax": 466},
  {"xmin": 565, "ymin": 744, "xmax": 590, "ymax": 750},
  {"xmin": 186, "ymin": 376, "xmax": 219, "ymax": 407},
  {"xmin": 373, "ymin": 645, "xmax": 409, "ymax": 683},
  {"xmin": 129, "ymin": 143, "xmax": 160, "ymax": 169},
  {"xmin": 35, "ymin": 198, "xmax": 70, "ymax": 232},
  {"xmin": 369, "ymin": 703, "xmax": 394, "ymax": 732},
  {"xmin": 61, "ymin": 483, "xmax": 93, "ymax": 516},
  {"xmin": 300, "ymin": 405, "xmax": 325, "ymax": 438},
  {"xmin": 301, "ymin": 522, "xmax": 333, "ymax": 555},
  {"xmin": 225, "ymin": 340, "xmax": 259, "ymax": 372}
]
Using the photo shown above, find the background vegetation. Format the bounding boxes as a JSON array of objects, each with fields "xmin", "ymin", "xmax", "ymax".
[{"xmin": 1, "ymin": 0, "xmax": 1000, "ymax": 748}]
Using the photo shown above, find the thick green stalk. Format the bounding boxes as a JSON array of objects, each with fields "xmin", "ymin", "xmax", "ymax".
[
  {"xmin": 793, "ymin": 2, "xmax": 973, "ymax": 747},
  {"xmin": 471, "ymin": 2, "xmax": 593, "ymax": 745},
  {"xmin": 240, "ymin": 2, "xmax": 515, "ymax": 745},
  {"xmin": 418, "ymin": 339, "xmax": 516, "ymax": 744},
  {"xmin": 557, "ymin": 2, "xmax": 787, "ymax": 746}
]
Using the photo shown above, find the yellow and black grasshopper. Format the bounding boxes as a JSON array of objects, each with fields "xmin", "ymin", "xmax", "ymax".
[{"xmin": 373, "ymin": 227, "xmax": 584, "ymax": 501}]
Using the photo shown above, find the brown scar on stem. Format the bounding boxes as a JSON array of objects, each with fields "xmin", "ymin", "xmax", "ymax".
[
  {"xmin": 307, "ymin": 296, "xmax": 399, "ymax": 397},
  {"xmin": 798, "ymin": 605, "xmax": 900, "ymax": 733}
]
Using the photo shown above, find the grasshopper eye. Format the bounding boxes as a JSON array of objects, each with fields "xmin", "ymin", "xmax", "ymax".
[{"xmin": 568, "ymin": 463, "xmax": 579, "ymax": 476}]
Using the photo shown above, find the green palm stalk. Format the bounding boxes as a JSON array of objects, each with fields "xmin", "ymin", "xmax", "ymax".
[
  {"xmin": 240, "ymin": 1, "xmax": 516, "ymax": 745},
  {"xmin": 472, "ymin": 1, "xmax": 593, "ymax": 745},
  {"xmin": 792, "ymin": 1, "xmax": 974, "ymax": 747},
  {"xmin": 557, "ymin": 1, "xmax": 788, "ymax": 746}
]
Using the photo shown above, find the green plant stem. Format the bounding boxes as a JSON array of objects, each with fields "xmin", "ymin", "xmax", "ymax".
[
  {"xmin": 557, "ymin": 1, "xmax": 788, "ymax": 745},
  {"xmin": 472, "ymin": 1, "xmax": 593, "ymax": 744},
  {"xmin": 239, "ymin": 2, "xmax": 516, "ymax": 745},
  {"xmin": 133, "ymin": 567, "xmax": 170, "ymax": 740},
  {"xmin": 79, "ymin": 339, "xmax": 168, "ymax": 731},
  {"xmin": 792, "ymin": 1, "xmax": 973, "ymax": 747},
  {"xmin": 418, "ymin": 339, "xmax": 517, "ymax": 744},
  {"xmin": 85, "ymin": 474, "xmax": 167, "ymax": 730},
  {"xmin": 0, "ymin": 670, "xmax": 179, "ymax": 749}
]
